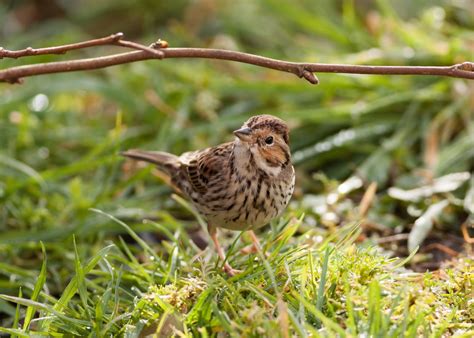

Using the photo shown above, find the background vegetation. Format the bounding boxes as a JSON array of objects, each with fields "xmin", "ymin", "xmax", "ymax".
[{"xmin": 0, "ymin": 0, "xmax": 473, "ymax": 336}]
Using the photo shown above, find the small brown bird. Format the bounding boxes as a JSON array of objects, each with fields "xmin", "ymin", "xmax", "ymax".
[{"xmin": 121, "ymin": 115, "xmax": 295, "ymax": 275}]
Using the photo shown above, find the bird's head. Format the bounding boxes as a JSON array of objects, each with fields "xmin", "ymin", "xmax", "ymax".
[{"xmin": 233, "ymin": 115, "xmax": 291, "ymax": 174}]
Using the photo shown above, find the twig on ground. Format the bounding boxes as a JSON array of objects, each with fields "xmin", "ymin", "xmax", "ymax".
[
  {"xmin": 423, "ymin": 243, "xmax": 459, "ymax": 257},
  {"xmin": 1, "ymin": 33, "xmax": 473, "ymax": 84},
  {"xmin": 376, "ymin": 233, "xmax": 409, "ymax": 244},
  {"xmin": 461, "ymin": 222, "xmax": 474, "ymax": 244},
  {"xmin": 359, "ymin": 182, "xmax": 378, "ymax": 219}
]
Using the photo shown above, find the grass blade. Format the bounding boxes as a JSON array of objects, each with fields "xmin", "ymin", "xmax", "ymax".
[
  {"xmin": 23, "ymin": 242, "xmax": 47, "ymax": 331},
  {"xmin": 316, "ymin": 246, "xmax": 332, "ymax": 313}
]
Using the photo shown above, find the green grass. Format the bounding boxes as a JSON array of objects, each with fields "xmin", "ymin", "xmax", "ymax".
[
  {"xmin": 0, "ymin": 215, "xmax": 472, "ymax": 336},
  {"xmin": 1, "ymin": 0, "xmax": 473, "ymax": 336}
]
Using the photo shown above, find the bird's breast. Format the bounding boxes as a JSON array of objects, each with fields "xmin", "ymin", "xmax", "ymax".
[{"xmin": 196, "ymin": 166, "xmax": 295, "ymax": 231}]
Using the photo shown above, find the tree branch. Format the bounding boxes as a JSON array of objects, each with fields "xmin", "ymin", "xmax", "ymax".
[{"xmin": 1, "ymin": 33, "xmax": 473, "ymax": 84}]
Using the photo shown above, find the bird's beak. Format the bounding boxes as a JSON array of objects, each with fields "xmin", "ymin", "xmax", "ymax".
[{"xmin": 233, "ymin": 127, "xmax": 252, "ymax": 142}]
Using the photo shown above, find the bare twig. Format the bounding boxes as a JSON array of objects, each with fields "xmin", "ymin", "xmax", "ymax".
[
  {"xmin": 0, "ymin": 32, "xmax": 163, "ymax": 60},
  {"xmin": 424, "ymin": 243, "xmax": 459, "ymax": 257},
  {"xmin": 1, "ymin": 33, "xmax": 473, "ymax": 84},
  {"xmin": 0, "ymin": 33, "xmax": 125, "ymax": 59},
  {"xmin": 115, "ymin": 39, "xmax": 164, "ymax": 58}
]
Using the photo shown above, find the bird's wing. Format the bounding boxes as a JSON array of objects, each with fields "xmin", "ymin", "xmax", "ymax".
[{"xmin": 179, "ymin": 142, "xmax": 233, "ymax": 195}]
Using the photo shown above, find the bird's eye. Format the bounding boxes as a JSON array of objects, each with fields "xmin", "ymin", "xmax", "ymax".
[{"xmin": 265, "ymin": 136, "xmax": 274, "ymax": 145}]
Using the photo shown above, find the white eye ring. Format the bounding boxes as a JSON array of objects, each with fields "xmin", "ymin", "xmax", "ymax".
[{"xmin": 265, "ymin": 136, "xmax": 274, "ymax": 145}]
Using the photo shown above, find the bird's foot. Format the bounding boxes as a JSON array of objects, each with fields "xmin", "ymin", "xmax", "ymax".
[
  {"xmin": 223, "ymin": 262, "xmax": 242, "ymax": 276},
  {"xmin": 240, "ymin": 244, "xmax": 270, "ymax": 257}
]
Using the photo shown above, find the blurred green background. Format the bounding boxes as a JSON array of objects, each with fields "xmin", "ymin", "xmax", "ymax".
[{"xmin": 0, "ymin": 0, "xmax": 473, "ymax": 331}]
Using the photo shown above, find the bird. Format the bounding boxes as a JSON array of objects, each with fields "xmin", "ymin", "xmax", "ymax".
[{"xmin": 121, "ymin": 114, "xmax": 295, "ymax": 275}]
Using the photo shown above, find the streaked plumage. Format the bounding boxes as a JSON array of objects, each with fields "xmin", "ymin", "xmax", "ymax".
[{"xmin": 122, "ymin": 114, "xmax": 295, "ymax": 275}]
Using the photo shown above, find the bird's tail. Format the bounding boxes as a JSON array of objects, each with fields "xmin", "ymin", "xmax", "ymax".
[
  {"xmin": 121, "ymin": 149, "xmax": 180, "ymax": 170},
  {"xmin": 121, "ymin": 149, "xmax": 182, "ymax": 192}
]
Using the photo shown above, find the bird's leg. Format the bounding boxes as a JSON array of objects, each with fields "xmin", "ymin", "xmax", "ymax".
[
  {"xmin": 208, "ymin": 224, "xmax": 240, "ymax": 276},
  {"xmin": 240, "ymin": 230, "xmax": 270, "ymax": 257},
  {"xmin": 249, "ymin": 230, "xmax": 262, "ymax": 252},
  {"xmin": 240, "ymin": 230, "xmax": 261, "ymax": 254}
]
